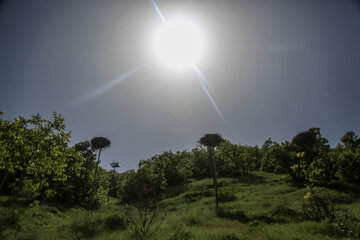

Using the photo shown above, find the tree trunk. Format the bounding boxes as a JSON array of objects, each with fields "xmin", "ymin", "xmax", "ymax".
[
  {"xmin": 107, "ymin": 167, "xmax": 116, "ymax": 202},
  {"xmin": 0, "ymin": 171, "xmax": 9, "ymax": 193},
  {"xmin": 211, "ymin": 147, "xmax": 219, "ymax": 210},
  {"xmin": 91, "ymin": 148, "xmax": 102, "ymax": 196}
]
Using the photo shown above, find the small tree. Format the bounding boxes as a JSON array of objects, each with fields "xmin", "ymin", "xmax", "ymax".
[
  {"xmin": 108, "ymin": 161, "xmax": 120, "ymax": 201},
  {"xmin": 110, "ymin": 162, "xmax": 120, "ymax": 172},
  {"xmin": 90, "ymin": 137, "xmax": 111, "ymax": 197},
  {"xmin": 121, "ymin": 167, "xmax": 165, "ymax": 239},
  {"xmin": 198, "ymin": 133, "xmax": 224, "ymax": 210}
]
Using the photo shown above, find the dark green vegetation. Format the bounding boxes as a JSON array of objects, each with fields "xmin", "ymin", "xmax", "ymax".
[{"xmin": 1, "ymin": 112, "xmax": 360, "ymax": 239}]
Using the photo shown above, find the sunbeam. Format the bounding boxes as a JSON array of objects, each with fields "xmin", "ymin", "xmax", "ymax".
[
  {"xmin": 193, "ymin": 65, "xmax": 215, "ymax": 95},
  {"xmin": 196, "ymin": 69, "xmax": 225, "ymax": 122},
  {"xmin": 64, "ymin": 64, "xmax": 145, "ymax": 113},
  {"xmin": 152, "ymin": 0, "xmax": 166, "ymax": 22}
]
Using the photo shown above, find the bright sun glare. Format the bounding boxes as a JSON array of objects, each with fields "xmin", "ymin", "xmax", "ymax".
[{"xmin": 153, "ymin": 18, "xmax": 205, "ymax": 71}]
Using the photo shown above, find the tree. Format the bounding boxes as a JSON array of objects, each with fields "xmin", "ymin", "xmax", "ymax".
[
  {"xmin": 260, "ymin": 140, "xmax": 292, "ymax": 174},
  {"xmin": 190, "ymin": 147, "xmax": 212, "ymax": 178},
  {"xmin": 90, "ymin": 137, "xmax": 111, "ymax": 193},
  {"xmin": 290, "ymin": 128, "xmax": 330, "ymax": 184},
  {"xmin": 0, "ymin": 112, "xmax": 77, "ymax": 199},
  {"xmin": 110, "ymin": 162, "xmax": 120, "ymax": 172},
  {"xmin": 108, "ymin": 161, "xmax": 120, "ymax": 201},
  {"xmin": 121, "ymin": 167, "xmax": 165, "ymax": 239},
  {"xmin": 336, "ymin": 131, "xmax": 360, "ymax": 185},
  {"xmin": 340, "ymin": 131, "xmax": 359, "ymax": 151},
  {"xmin": 198, "ymin": 133, "xmax": 224, "ymax": 210},
  {"xmin": 59, "ymin": 140, "xmax": 97, "ymax": 205},
  {"xmin": 216, "ymin": 140, "xmax": 243, "ymax": 178}
]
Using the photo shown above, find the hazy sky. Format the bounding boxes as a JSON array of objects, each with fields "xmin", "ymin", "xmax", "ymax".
[{"xmin": 1, "ymin": 0, "xmax": 360, "ymax": 171}]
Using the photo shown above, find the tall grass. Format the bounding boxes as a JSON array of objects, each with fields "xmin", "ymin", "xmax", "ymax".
[{"xmin": 1, "ymin": 172, "xmax": 359, "ymax": 240}]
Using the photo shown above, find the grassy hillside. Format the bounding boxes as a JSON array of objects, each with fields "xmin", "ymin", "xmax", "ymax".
[{"xmin": 1, "ymin": 171, "xmax": 359, "ymax": 240}]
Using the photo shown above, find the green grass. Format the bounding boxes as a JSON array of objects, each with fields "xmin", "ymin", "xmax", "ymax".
[{"xmin": 1, "ymin": 172, "xmax": 359, "ymax": 240}]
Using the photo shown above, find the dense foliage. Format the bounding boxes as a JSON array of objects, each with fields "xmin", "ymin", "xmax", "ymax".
[
  {"xmin": 0, "ymin": 112, "xmax": 109, "ymax": 208},
  {"xmin": 2, "ymin": 111, "xmax": 360, "ymax": 207},
  {"xmin": 1, "ymin": 111, "xmax": 360, "ymax": 239}
]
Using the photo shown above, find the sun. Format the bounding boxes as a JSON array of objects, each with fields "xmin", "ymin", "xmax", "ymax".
[{"xmin": 153, "ymin": 18, "xmax": 205, "ymax": 71}]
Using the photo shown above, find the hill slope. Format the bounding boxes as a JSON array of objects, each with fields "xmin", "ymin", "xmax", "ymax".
[{"xmin": 1, "ymin": 171, "xmax": 359, "ymax": 240}]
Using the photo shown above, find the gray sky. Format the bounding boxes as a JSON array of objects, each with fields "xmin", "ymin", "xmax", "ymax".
[{"xmin": 1, "ymin": 0, "xmax": 360, "ymax": 171}]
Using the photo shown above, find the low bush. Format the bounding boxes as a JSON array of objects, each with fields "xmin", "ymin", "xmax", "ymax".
[
  {"xmin": 327, "ymin": 209, "xmax": 360, "ymax": 239},
  {"xmin": 183, "ymin": 209, "xmax": 211, "ymax": 226},
  {"xmin": 301, "ymin": 188, "xmax": 336, "ymax": 221},
  {"xmin": 0, "ymin": 208, "xmax": 19, "ymax": 229},
  {"xmin": 70, "ymin": 212, "xmax": 103, "ymax": 238},
  {"xmin": 104, "ymin": 214, "xmax": 127, "ymax": 231},
  {"xmin": 218, "ymin": 233, "xmax": 240, "ymax": 240},
  {"xmin": 0, "ymin": 207, "xmax": 39, "ymax": 240}
]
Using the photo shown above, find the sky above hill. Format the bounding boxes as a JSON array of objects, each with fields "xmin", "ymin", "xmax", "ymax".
[{"xmin": 1, "ymin": 0, "xmax": 360, "ymax": 171}]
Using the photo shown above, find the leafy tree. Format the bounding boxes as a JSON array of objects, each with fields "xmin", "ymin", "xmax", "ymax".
[
  {"xmin": 336, "ymin": 148, "xmax": 360, "ymax": 185},
  {"xmin": 156, "ymin": 151, "xmax": 191, "ymax": 187},
  {"xmin": 290, "ymin": 128, "xmax": 329, "ymax": 184},
  {"xmin": 335, "ymin": 131, "xmax": 360, "ymax": 185},
  {"xmin": 190, "ymin": 147, "xmax": 211, "ymax": 179},
  {"xmin": 198, "ymin": 133, "xmax": 224, "ymax": 210},
  {"xmin": 0, "ymin": 112, "xmax": 78, "ymax": 200},
  {"xmin": 340, "ymin": 131, "xmax": 360, "ymax": 151},
  {"xmin": 260, "ymin": 140, "xmax": 293, "ymax": 174},
  {"xmin": 216, "ymin": 141, "xmax": 244, "ymax": 178},
  {"xmin": 55, "ymin": 141, "xmax": 96, "ymax": 205}
]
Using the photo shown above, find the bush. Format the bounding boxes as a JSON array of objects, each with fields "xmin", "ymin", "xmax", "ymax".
[
  {"xmin": 126, "ymin": 204, "xmax": 164, "ymax": 239},
  {"xmin": 327, "ymin": 209, "xmax": 360, "ymax": 239},
  {"xmin": 218, "ymin": 233, "xmax": 240, "ymax": 240},
  {"xmin": 183, "ymin": 209, "xmax": 210, "ymax": 226},
  {"xmin": 104, "ymin": 214, "xmax": 127, "ymax": 231},
  {"xmin": 13, "ymin": 225, "xmax": 39, "ymax": 240},
  {"xmin": 70, "ymin": 212, "xmax": 103, "ymax": 238},
  {"xmin": 301, "ymin": 188, "xmax": 336, "ymax": 221},
  {"xmin": 0, "ymin": 207, "xmax": 39, "ymax": 240},
  {"xmin": 0, "ymin": 208, "xmax": 19, "ymax": 229}
]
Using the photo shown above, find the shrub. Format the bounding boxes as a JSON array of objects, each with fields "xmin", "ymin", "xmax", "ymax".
[
  {"xmin": 104, "ymin": 214, "xmax": 126, "ymax": 231},
  {"xmin": 126, "ymin": 203, "xmax": 164, "ymax": 239},
  {"xmin": 70, "ymin": 212, "xmax": 103, "ymax": 238},
  {"xmin": 0, "ymin": 208, "xmax": 19, "ymax": 229},
  {"xmin": 183, "ymin": 209, "xmax": 210, "ymax": 226},
  {"xmin": 327, "ymin": 209, "xmax": 360, "ymax": 239},
  {"xmin": 218, "ymin": 233, "xmax": 240, "ymax": 240},
  {"xmin": 0, "ymin": 208, "xmax": 39, "ymax": 240},
  {"xmin": 14, "ymin": 225, "xmax": 39, "ymax": 240},
  {"xmin": 301, "ymin": 188, "xmax": 336, "ymax": 221}
]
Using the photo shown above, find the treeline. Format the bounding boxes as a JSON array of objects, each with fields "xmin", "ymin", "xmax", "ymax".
[{"xmin": 1, "ymin": 112, "xmax": 360, "ymax": 209}]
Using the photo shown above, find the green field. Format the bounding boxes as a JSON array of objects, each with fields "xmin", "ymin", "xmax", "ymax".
[{"xmin": 1, "ymin": 171, "xmax": 359, "ymax": 240}]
